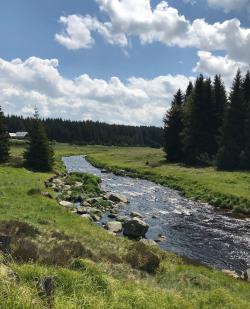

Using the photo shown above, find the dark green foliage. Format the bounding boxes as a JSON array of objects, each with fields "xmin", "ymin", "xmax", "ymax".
[
  {"xmin": 6, "ymin": 115, "xmax": 163, "ymax": 148},
  {"xmin": 185, "ymin": 81, "xmax": 193, "ymax": 101},
  {"xmin": 217, "ymin": 71, "xmax": 245, "ymax": 170},
  {"xmin": 24, "ymin": 111, "xmax": 54, "ymax": 172},
  {"xmin": 0, "ymin": 106, "xmax": 9, "ymax": 163},
  {"xmin": 182, "ymin": 75, "xmax": 215, "ymax": 165},
  {"xmin": 163, "ymin": 89, "xmax": 184, "ymax": 162},
  {"xmin": 240, "ymin": 72, "xmax": 250, "ymax": 169},
  {"xmin": 212, "ymin": 75, "xmax": 227, "ymax": 153},
  {"xmin": 163, "ymin": 71, "xmax": 250, "ymax": 171}
]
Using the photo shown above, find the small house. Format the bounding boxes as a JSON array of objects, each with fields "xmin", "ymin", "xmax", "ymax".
[{"xmin": 9, "ymin": 132, "xmax": 28, "ymax": 139}]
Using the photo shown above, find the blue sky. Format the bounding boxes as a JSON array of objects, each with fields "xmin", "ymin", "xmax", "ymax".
[{"xmin": 0, "ymin": 0, "xmax": 249, "ymax": 126}]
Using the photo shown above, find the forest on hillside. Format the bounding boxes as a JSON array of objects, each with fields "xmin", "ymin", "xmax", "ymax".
[{"xmin": 6, "ymin": 116, "xmax": 163, "ymax": 148}]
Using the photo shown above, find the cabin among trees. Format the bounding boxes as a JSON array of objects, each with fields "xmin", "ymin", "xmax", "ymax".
[{"xmin": 9, "ymin": 132, "xmax": 28, "ymax": 140}]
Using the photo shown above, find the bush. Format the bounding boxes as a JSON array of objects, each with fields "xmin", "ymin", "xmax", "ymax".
[
  {"xmin": 0, "ymin": 221, "xmax": 39, "ymax": 239},
  {"xmin": 27, "ymin": 188, "xmax": 42, "ymax": 196},
  {"xmin": 42, "ymin": 240, "xmax": 93, "ymax": 266},
  {"xmin": 13, "ymin": 238, "xmax": 39, "ymax": 262},
  {"xmin": 125, "ymin": 242, "xmax": 161, "ymax": 273}
]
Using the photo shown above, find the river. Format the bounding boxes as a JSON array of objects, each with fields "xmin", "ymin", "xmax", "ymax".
[{"xmin": 63, "ymin": 155, "xmax": 250, "ymax": 273}]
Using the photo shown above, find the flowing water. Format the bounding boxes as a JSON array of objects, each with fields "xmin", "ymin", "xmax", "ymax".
[{"xmin": 63, "ymin": 155, "xmax": 250, "ymax": 273}]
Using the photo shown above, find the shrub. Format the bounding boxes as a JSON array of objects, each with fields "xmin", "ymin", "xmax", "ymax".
[
  {"xmin": 42, "ymin": 240, "xmax": 93, "ymax": 266},
  {"xmin": 27, "ymin": 188, "xmax": 42, "ymax": 196},
  {"xmin": 125, "ymin": 242, "xmax": 161, "ymax": 273},
  {"xmin": 13, "ymin": 238, "xmax": 39, "ymax": 262},
  {"xmin": 0, "ymin": 221, "xmax": 39, "ymax": 239}
]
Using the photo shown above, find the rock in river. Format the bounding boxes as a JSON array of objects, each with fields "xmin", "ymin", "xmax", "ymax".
[
  {"xmin": 130, "ymin": 212, "xmax": 143, "ymax": 219},
  {"xmin": 105, "ymin": 193, "xmax": 129, "ymax": 204},
  {"xmin": 123, "ymin": 218, "xmax": 149, "ymax": 238},
  {"xmin": 106, "ymin": 221, "xmax": 123, "ymax": 233}
]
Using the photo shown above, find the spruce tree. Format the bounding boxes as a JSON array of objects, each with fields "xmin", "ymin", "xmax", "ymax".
[
  {"xmin": 217, "ymin": 71, "xmax": 245, "ymax": 170},
  {"xmin": 182, "ymin": 75, "xmax": 215, "ymax": 165},
  {"xmin": 24, "ymin": 109, "xmax": 54, "ymax": 171},
  {"xmin": 185, "ymin": 81, "xmax": 194, "ymax": 101},
  {"xmin": 163, "ymin": 89, "xmax": 184, "ymax": 162},
  {"xmin": 212, "ymin": 75, "xmax": 227, "ymax": 153},
  {"xmin": 239, "ymin": 71, "xmax": 250, "ymax": 169},
  {"xmin": 0, "ymin": 106, "xmax": 10, "ymax": 163}
]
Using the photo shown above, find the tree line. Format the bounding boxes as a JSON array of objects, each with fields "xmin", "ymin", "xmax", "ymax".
[
  {"xmin": 163, "ymin": 70, "xmax": 250, "ymax": 170},
  {"xmin": 5, "ymin": 116, "xmax": 163, "ymax": 148}
]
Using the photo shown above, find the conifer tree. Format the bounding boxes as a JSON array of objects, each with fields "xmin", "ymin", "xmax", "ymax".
[
  {"xmin": 217, "ymin": 71, "xmax": 245, "ymax": 170},
  {"xmin": 185, "ymin": 81, "xmax": 193, "ymax": 101},
  {"xmin": 24, "ymin": 109, "xmax": 54, "ymax": 171},
  {"xmin": 182, "ymin": 75, "xmax": 215, "ymax": 164},
  {"xmin": 239, "ymin": 71, "xmax": 250, "ymax": 169},
  {"xmin": 212, "ymin": 75, "xmax": 227, "ymax": 153},
  {"xmin": 163, "ymin": 89, "xmax": 184, "ymax": 162},
  {"xmin": 0, "ymin": 106, "xmax": 9, "ymax": 163}
]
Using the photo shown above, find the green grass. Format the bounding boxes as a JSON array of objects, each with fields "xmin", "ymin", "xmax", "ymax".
[{"xmin": 0, "ymin": 143, "xmax": 249, "ymax": 308}]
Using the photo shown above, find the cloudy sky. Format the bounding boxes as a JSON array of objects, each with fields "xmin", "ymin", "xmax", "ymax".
[{"xmin": 0, "ymin": 0, "xmax": 249, "ymax": 126}]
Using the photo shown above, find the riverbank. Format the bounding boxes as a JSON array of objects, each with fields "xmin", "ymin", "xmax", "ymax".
[
  {"xmin": 0, "ymin": 142, "xmax": 248, "ymax": 308},
  {"xmin": 70, "ymin": 145, "xmax": 250, "ymax": 216}
]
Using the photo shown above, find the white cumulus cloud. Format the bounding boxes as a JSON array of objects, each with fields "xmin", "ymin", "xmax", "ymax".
[
  {"xmin": 0, "ymin": 57, "xmax": 191, "ymax": 126},
  {"xmin": 194, "ymin": 51, "xmax": 248, "ymax": 86},
  {"xmin": 55, "ymin": 0, "xmax": 250, "ymax": 66},
  {"xmin": 207, "ymin": 0, "xmax": 250, "ymax": 13}
]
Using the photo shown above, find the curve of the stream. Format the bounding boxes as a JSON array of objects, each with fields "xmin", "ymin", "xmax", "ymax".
[{"xmin": 63, "ymin": 155, "xmax": 250, "ymax": 273}]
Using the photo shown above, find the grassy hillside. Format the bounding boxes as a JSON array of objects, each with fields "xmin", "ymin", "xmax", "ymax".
[{"xmin": 0, "ymin": 143, "xmax": 249, "ymax": 308}]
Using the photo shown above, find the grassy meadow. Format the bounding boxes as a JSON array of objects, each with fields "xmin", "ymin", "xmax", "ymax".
[{"xmin": 0, "ymin": 142, "xmax": 249, "ymax": 308}]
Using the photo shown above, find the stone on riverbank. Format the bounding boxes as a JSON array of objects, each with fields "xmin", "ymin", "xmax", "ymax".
[
  {"xmin": 59, "ymin": 201, "xmax": 74, "ymax": 208},
  {"xmin": 139, "ymin": 239, "xmax": 158, "ymax": 247},
  {"xmin": 123, "ymin": 218, "xmax": 149, "ymax": 238},
  {"xmin": 81, "ymin": 214, "xmax": 92, "ymax": 221},
  {"xmin": 222, "ymin": 269, "xmax": 241, "ymax": 279},
  {"xmin": 106, "ymin": 221, "xmax": 123, "ymax": 233}
]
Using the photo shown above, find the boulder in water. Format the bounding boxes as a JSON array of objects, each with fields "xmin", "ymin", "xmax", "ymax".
[
  {"xmin": 105, "ymin": 193, "xmax": 129, "ymax": 204},
  {"xmin": 123, "ymin": 218, "xmax": 149, "ymax": 238},
  {"xmin": 130, "ymin": 212, "xmax": 143, "ymax": 219}
]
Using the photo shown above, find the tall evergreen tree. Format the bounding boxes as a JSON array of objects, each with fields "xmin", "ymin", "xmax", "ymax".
[
  {"xmin": 182, "ymin": 75, "xmax": 215, "ymax": 165},
  {"xmin": 217, "ymin": 70, "xmax": 245, "ymax": 170},
  {"xmin": 0, "ymin": 106, "xmax": 9, "ymax": 163},
  {"xmin": 163, "ymin": 89, "xmax": 184, "ymax": 162},
  {"xmin": 24, "ymin": 109, "xmax": 54, "ymax": 171},
  {"xmin": 185, "ymin": 81, "xmax": 194, "ymax": 101},
  {"xmin": 212, "ymin": 75, "xmax": 227, "ymax": 153},
  {"xmin": 242, "ymin": 71, "xmax": 250, "ymax": 109},
  {"xmin": 239, "ymin": 71, "xmax": 250, "ymax": 169}
]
